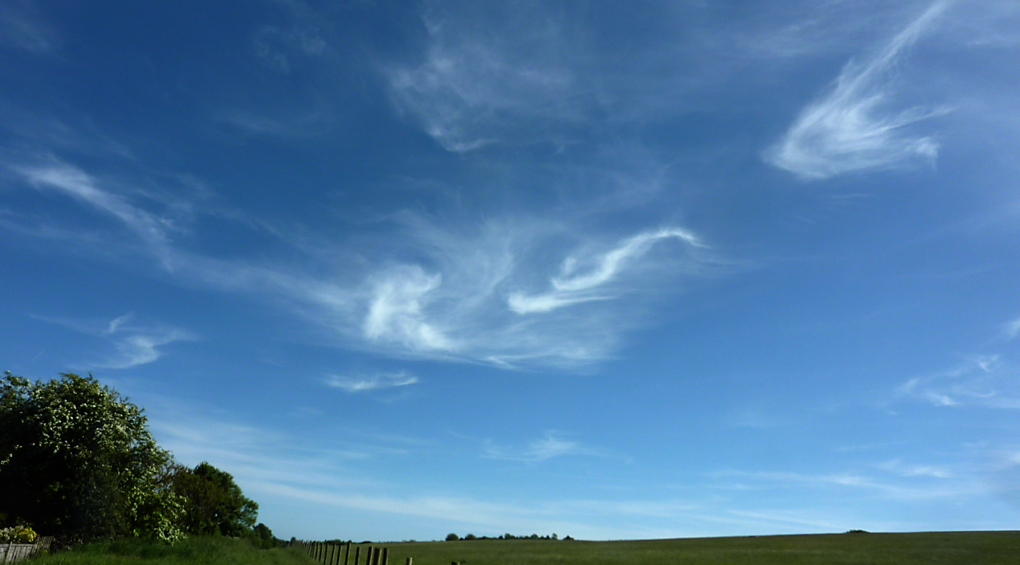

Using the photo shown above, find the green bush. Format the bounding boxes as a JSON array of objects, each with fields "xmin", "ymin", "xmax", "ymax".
[
  {"xmin": 0, "ymin": 525, "xmax": 37, "ymax": 543},
  {"xmin": 0, "ymin": 372, "xmax": 184, "ymax": 542}
]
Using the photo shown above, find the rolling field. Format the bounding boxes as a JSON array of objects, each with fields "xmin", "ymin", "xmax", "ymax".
[
  {"xmin": 22, "ymin": 531, "xmax": 1020, "ymax": 565},
  {"xmin": 378, "ymin": 531, "xmax": 1020, "ymax": 565}
]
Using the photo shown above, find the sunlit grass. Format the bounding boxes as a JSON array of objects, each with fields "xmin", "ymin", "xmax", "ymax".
[
  {"xmin": 377, "ymin": 531, "xmax": 1020, "ymax": 565},
  {"xmin": 30, "ymin": 536, "xmax": 314, "ymax": 565},
  {"xmin": 24, "ymin": 531, "xmax": 1020, "ymax": 565}
]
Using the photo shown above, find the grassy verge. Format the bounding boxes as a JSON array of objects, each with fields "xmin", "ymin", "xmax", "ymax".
[
  {"xmin": 29, "ymin": 536, "xmax": 315, "ymax": 565},
  {"xmin": 24, "ymin": 531, "xmax": 1020, "ymax": 565},
  {"xmin": 375, "ymin": 531, "xmax": 1020, "ymax": 565}
]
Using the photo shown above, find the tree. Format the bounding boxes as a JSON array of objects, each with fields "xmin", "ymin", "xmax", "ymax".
[
  {"xmin": 445, "ymin": 533, "xmax": 459, "ymax": 541},
  {"xmin": 0, "ymin": 372, "xmax": 183, "ymax": 542},
  {"xmin": 252, "ymin": 522, "xmax": 275, "ymax": 549},
  {"xmin": 170, "ymin": 462, "xmax": 258, "ymax": 537}
]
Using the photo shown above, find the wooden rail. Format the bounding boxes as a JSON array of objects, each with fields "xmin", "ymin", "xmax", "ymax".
[
  {"xmin": 1, "ymin": 536, "xmax": 52, "ymax": 563},
  {"xmin": 297, "ymin": 540, "xmax": 412, "ymax": 565}
]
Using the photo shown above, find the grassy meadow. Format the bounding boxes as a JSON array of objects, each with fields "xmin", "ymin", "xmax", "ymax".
[
  {"xmin": 376, "ymin": 531, "xmax": 1020, "ymax": 565},
  {"xmin": 22, "ymin": 531, "xmax": 1020, "ymax": 565}
]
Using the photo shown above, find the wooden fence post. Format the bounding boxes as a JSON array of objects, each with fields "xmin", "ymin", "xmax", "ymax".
[
  {"xmin": 381, "ymin": 546, "xmax": 388, "ymax": 565},
  {"xmin": 354, "ymin": 545, "xmax": 360, "ymax": 565},
  {"xmin": 344, "ymin": 541, "xmax": 351, "ymax": 565},
  {"xmin": 406, "ymin": 558, "xmax": 413, "ymax": 565}
]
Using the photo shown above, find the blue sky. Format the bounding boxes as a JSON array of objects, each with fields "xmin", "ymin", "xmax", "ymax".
[{"xmin": 2, "ymin": 0, "xmax": 1019, "ymax": 541}]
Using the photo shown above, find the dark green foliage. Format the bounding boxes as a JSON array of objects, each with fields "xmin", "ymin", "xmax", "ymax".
[
  {"xmin": 452, "ymin": 532, "xmax": 563, "ymax": 542},
  {"xmin": 0, "ymin": 372, "xmax": 183, "ymax": 542},
  {"xmin": 171, "ymin": 462, "xmax": 258, "ymax": 537},
  {"xmin": 252, "ymin": 523, "xmax": 277, "ymax": 549},
  {"xmin": 29, "ymin": 536, "xmax": 314, "ymax": 565}
]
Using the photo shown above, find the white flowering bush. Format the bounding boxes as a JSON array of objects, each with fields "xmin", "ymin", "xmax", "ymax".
[
  {"xmin": 0, "ymin": 371, "xmax": 184, "ymax": 542},
  {"xmin": 0, "ymin": 525, "xmax": 37, "ymax": 544}
]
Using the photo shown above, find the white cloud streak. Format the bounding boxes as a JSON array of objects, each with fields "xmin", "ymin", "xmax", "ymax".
[
  {"xmin": 385, "ymin": 1, "xmax": 583, "ymax": 152},
  {"xmin": 363, "ymin": 267, "xmax": 453, "ymax": 352},
  {"xmin": 10, "ymin": 156, "xmax": 183, "ymax": 268},
  {"xmin": 897, "ymin": 353, "xmax": 1020, "ymax": 409},
  {"xmin": 34, "ymin": 312, "xmax": 195, "ymax": 369},
  {"xmin": 484, "ymin": 432, "xmax": 607, "ymax": 463},
  {"xmin": 1004, "ymin": 317, "xmax": 1020, "ymax": 340},
  {"xmin": 509, "ymin": 228, "xmax": 701, "ymax": 315},
  {"xmin": 99, "ymin": 330, "xmax": 191, "ymax": 369},
  {"xmin": 324, "ymin": 371, "xmax": 419, "ymax": 393},
  {"xmin": 6, "ymin": 154, "xmax": 712, "ymax": 369},
  {"xmin": 765, "ymin": 1, "xmax": 951, "ymax": 179},
  {"xmin": 877, "ymin": 459, "xmax": 953, "ymax": 479},
  {"xmin": 712, "ymin": 468, "xmax": 977, "ymax": 501}
]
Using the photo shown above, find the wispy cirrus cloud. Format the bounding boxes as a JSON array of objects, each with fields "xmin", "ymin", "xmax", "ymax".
[
  {"xmin": 765, "ymin": 1, "xmax": 951, "ymax": 180},
  {"xmin": 898, "ymin": 353, "xmax": 1020, "ymax": 409},
  {"xmin": 33, "ymin": 312, "xmax": 195, "ymax": 369},
  {"xmin": 1003, "ymin": 316, "xmax": 1020, "ymax": 340},
  {"xmin": 0, "ymin": 0, "xmax": 57, "ymax": 53},
  {"xmin": 711, "ymin": 468, "xmax": 976, "ymax": 501},
  {"xmin": 5, "ymin": 152, "xmax": 714, "ymax": 369},
  {"xmin": 8, "ymin": 155, "xmax": 187, "ymax": 268},
  {"xmin": 876, "ymin": 459, "xmax": 953, "ymax": 479},
  {"xmin": 350, "ymin": 217, "xmax": 714, "ymax": 367},
  {"xmin": 324, "ymin": 371, "xmax": 419, "ymax": 393},
  {"xmin": 384, "ymin": 1, "xmax": 587, "ymax": 152},
  {"xmin": 484, "ymin": 431, "xmax": 607, "ymax": 463},
  {"xmin": 362, "ymin": 266, "xmax": 454, "ymax": 352},
  {"xmin": 253, "ymin": 23, "xmax": 328, "ymax": 74},
  {"xmin": 508, "ymin": 228, "xmax": 701, "ymax": 315}
]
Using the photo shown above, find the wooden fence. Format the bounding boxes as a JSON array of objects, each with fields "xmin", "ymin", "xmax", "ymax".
[
  {"xmin": 1, "ymin": 537, "xmax": 52, "ymax": 564},
  {"xmin": 297, "ymin": 541, "xmax": 413, "ymax": 565}
]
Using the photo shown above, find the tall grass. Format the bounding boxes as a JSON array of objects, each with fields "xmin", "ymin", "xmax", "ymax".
[{"xmin": 29, "ymin": 536, "xmax": 314, "ymax": 565}]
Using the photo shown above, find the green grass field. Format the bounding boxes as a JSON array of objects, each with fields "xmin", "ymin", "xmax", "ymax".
[
  {"xmin": 23, "ymin": 531, "xmax": 1020, "ymax": 565},
  {"xmin": 376, "ymin": 531, "xmax": 1020, "ymax": 565}
]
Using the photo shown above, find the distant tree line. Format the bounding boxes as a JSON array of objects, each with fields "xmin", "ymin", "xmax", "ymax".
[
  {"xmin": 446, "ymin": 532, "xmax": 571, "ymax": 541},
  {"xmin": 0, "ymin": 371, "xmax": 282, "ymax": 547}
]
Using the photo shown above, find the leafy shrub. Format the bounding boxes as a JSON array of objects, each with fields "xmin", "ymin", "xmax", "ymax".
[
  {"xmin": 1, "ymin": 372, "xmax": 183, "ymax": 541},
  {"xmin": 0, "ymin": 525, "xmax": 37, "ymax": 543}
]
